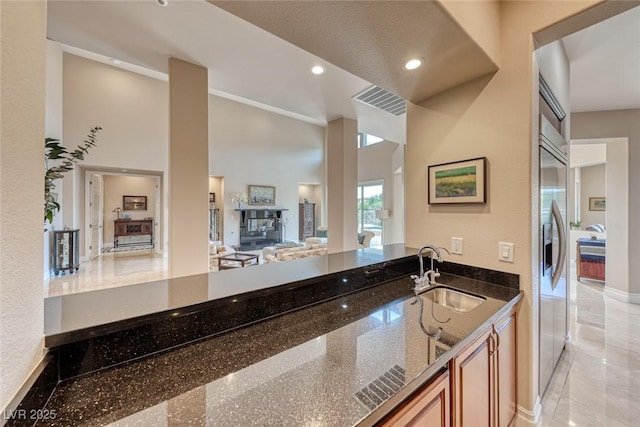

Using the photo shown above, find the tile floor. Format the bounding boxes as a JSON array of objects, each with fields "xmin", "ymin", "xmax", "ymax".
[
  {"xmin": 540, "ymin": 262, "xmax": 640, "ymax": 426},
  {"xmin": 44, "ymin": 248, "xmax": 265, "ymax": 297},
  {"xmin": 45, "ymin": 250, "xmax": 169, "ymax": 297},
  {"xmin": 46, "ymin": 253, "xmax": 640, "ymax": 426}
]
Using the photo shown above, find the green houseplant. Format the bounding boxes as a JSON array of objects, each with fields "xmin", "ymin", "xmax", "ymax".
[{"xmin": 44, "ymin": 126, "xmax": 102, "ymax": 223}]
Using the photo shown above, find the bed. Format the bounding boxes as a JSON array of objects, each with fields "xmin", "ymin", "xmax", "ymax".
[{"xmin": 576, "ymin": 237, "xmax": 605, "ymax": 282}]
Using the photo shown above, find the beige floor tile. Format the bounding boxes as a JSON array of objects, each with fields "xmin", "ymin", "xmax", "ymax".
[{"xmin": 545, "ymin": 263, "xmax": 640, "ymax": 426}]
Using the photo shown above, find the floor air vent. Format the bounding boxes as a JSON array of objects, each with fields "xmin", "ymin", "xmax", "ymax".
[
  {"xmin": 354, "ymin": 86, "xmax": 407, "ymax": 116},
  {"xmin": 354, "ymin": 365, "xmax": 406, "ymax": 411}
]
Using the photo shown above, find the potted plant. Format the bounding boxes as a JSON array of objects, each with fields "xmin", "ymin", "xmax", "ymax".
[
  {"xmin": 44, "ymin": 126, "xmax": 102, "ymax": 224},
  {"xmin": 570, "ymin": 220, "xmax": 582, "ymax": 230}
]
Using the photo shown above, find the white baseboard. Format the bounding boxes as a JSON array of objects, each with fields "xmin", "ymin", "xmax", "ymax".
[
  {"xmin": 516, "ymin": 396, "xmax": 541, "ymax": 426},
  {"xmin": 604, "ymin": 286, "xmax": 640, "ymax": 304}
]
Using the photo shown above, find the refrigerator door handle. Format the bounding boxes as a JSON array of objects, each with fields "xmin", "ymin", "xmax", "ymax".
[{"xmin": 551, "ymin": 199, "xmax": 566, "ymax": 289}]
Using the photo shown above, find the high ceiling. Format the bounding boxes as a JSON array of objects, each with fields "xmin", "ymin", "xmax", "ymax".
[
  {"xmin": 46, "ymin": 0, "xmax": 500, "ymax": 145},
  {"xmin": 47, "ymin": 0, "xmax": 639, "ymax": 141},
  {"xmin": 563, "ymin": 5, "xmax": 640, "ymax": 113}
]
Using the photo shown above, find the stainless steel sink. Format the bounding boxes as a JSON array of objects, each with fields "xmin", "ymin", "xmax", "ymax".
[{"xmin": 423, "ymin": 287, "xmax": 485, "ymax": 312}]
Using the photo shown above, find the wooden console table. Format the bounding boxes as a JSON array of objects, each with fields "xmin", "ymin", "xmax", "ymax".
[{"xmin": 114, "ymin": 219, "xmax": 154, "ymax": 248}]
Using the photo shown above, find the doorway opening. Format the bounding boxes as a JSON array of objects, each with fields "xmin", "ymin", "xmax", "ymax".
[
  {"xmin": 357, "ymin": 180, "xmax": 383, "ymax": 248},
  {"xmin": 84, "ymin": 169, "xmax": 163, "ymax": 259}
]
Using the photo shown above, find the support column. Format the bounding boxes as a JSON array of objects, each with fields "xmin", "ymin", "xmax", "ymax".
[
  {"xmin": 0, "ymin": 0, "xmax": 47, "ymax": 411},
  {"xmin": 326, "ymin": 118, "xmax": 358, "ymax": 253},
  {"xmin": 168, "ymin": 58, "xmax": 209, "ymax": 277}
]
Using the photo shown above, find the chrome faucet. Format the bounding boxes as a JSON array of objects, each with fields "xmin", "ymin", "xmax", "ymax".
[{"xmin": 411, "ymin": 245, "xmax": 451, "ymax": 293}]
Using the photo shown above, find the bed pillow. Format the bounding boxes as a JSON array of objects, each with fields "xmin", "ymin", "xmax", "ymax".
[{"xmin": 585, "ymin": 224, "xmax": 605, "ymax": 232}]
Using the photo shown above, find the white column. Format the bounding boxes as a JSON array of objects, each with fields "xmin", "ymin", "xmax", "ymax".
[
  {"xmin": 168, "ymin": 58, "xmax": 209, "ymax": 277},
  {"xmin": 0, "ymin": 0, "xmax": 47, "ymax": 411},
  {"xmin": 326, "ymin": 118, "xmax": 358, "ymax": 253}
]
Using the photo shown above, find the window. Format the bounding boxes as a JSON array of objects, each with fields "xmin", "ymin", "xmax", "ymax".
[
  {"xmin": 357, "ymin": 133, "xmax": 384, "ymax": 148},
  {"xmin": 357, "ymin": 181, "xmax": 383, "ymax": 247}
]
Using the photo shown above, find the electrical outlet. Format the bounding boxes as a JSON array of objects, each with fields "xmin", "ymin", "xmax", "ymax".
[
  {"xmin": 451, "ymin": 237, "xmax": 463, "ymax": 255},
  {"xmin": 499, "ymin": 242, "xmax": 514, "ymax": 262}
]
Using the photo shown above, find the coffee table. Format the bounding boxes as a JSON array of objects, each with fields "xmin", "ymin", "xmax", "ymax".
[{"xmin": 218, "ymin": 252, "xmax": 259, "ymax": 270}]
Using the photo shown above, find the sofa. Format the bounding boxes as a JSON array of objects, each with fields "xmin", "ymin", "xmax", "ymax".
[
  {"xmin": 209, "ymin": 242, "xmax": 236, "ymax": 269},
  {"xmin": 263, "ymin": 243, "xmax": 327, "ymax": 263},
  {"xmin": 357, "ymin": 230, "xmax": 375, "ymax": 248}
]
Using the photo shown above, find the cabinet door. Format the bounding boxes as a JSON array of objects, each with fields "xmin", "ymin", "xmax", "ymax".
[
  {"xmin": 452, "ymin": 328, "xmax": 492, "ymax": 427},
  {"xmin": 382, "ymin": 370, "xmax": 450, "ymax": 427},
  {"xmin": 114, "ymin": 223, "xmax": 126, "ymax": 236},
  {"xmin": 494, "ymin": 310, "xmax": 517, "ymax": 427}
]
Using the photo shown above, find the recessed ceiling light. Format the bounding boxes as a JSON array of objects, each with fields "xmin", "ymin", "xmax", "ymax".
[
  {"xmin": 156, "ymin": 0, "xmax": 169, "ymax": 6},
  {"xmin": 111, "ymin": 59, "xmax": 121, "ymax": 65},
  {"xmin": 311, "ymin": 65, "xmax": 325, "ymax": 75},
  {"xmin": 403, "ymin": 58, "xmax": 424, "ymax": 70}
]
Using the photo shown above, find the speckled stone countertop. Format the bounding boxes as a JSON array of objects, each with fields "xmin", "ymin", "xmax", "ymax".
[
  {"xmin": 39, "ymin": 273, "xmax": 521, "ymax": 427},
  {"xmin": 44, "ymin": 244, "xmax": 415, "ymax": 337}
]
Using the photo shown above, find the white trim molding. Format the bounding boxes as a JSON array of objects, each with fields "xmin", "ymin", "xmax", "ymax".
[
  {"xmin": 604, "ymin": 286, "xmax": 640, "ymax": 304},
  {"xmin": 516, "ymin": 396, "xmax": 542, "ymax": 426}
]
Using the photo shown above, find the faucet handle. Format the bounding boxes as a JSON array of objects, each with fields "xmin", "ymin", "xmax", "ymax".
[{"xmin": 434, "ymin": 268, "xmax": 441, "ymax": 278}]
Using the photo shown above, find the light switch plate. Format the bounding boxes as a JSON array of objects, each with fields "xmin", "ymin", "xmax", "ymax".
[
  {"xmin": 451, "ymin": 237, "xmax": 463, "ymax": 255},
  {"xmin": 499, "ymin": 242, "xmax": 514, "ymax": 262}
]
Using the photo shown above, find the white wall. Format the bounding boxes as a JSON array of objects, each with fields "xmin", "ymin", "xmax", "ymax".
[
  {"xmin": 209, "ymin": 96, "xmax": 326, "ymax": 246},
  {"xmin": 63, "ymin": 53, "xmax": 327, "ymax": 253},
  {"xmin": 103, "ymin": 175, "xmax": 157, "ymax": 245},
  {"xmin": 63, "ymin": 53, "xmax": 169, "ymax": 256},
  {"xmin": 0, "ymin": 0, "xmax": 47, "ymax": 412},
  {"xmin": 570, "ymin": 143, "xmax": 606, "ymax": 168},
  {"xmin": 357, "ymin": 141, "xmax": 401, "ymax": 244},
  {"xmin": 579, "ymin": 164, "xmax": 606, "ymax": 226}
]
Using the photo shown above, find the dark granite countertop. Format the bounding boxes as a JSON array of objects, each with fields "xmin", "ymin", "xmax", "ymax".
[
  {"xmin": 44, "ymin": 244, "xmax": 416, "ymax": 337},
  {"xmin": 39, "ymin": 272, "xmax": 522, "ymax": 426}
]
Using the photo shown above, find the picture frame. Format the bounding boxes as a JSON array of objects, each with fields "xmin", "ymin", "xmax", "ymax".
[
  {"xmin": 248, "ymin": 185, "xmax": 276, "ymax": 205},
  {"xmin": 123, "ymin": 195, "xmax": 147, "ymax": 211},
  {"xmin": 589, "ymin": 197, "xmax": 606, "ymax": 211},
  {"xmin": 428, "ymin": 157, "xmax": 487, "ymax": 204},
  {"xmin": 209, "ymin": 192, "xmax": 215, "ymax": 203}
]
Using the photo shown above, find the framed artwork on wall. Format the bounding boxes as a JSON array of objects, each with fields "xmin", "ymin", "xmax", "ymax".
[
  {"xmin": 428, "ymin": 157, "xmax": 487, "ymax": 204},
  {"xmin": 248, "ymin": 185, "xmax": 276, "ymax": 205},
  {"xmin": 123, "ymin": 195, "xmax": 147, "ymax": 211},
  {"xmin": 589, "ymin": 197, "xmax": 606, "ymax": 211}
]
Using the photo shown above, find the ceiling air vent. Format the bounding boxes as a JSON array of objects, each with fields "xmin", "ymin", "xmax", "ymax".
[{"xmin": 354, "ymin": 86, "xmax": 407, "ymax": 116}]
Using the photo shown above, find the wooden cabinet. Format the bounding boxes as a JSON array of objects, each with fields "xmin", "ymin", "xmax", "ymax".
[
  {"xmin": 494, "ymin": 310, "xmax": 517, "ymax": 427},
  {"xmin": 114, "ymin": 219, "xmax": 154, "ymax": 248},
  {"xmin": 452, "ymin": 308, "xmax": 517, "ymax": 427},
  {"xmin": 382, "ymin": 370, "xmax": 450, "ymax": 427},
  {"xmin": 298, "ymin": 203, "xmax": 315, "ymax": 241}
]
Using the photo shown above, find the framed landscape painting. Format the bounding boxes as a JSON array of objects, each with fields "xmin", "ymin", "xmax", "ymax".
[
  {"xmin": 248, "ymin": 185, "xmax": 276, "ymax": 205},
  {"xmin": 428, "ymin": 157, "xmax": 487, "ymax": 204},
  {"xmin": 123, "ymin": 195, "xmax": 147, "ymax": 211},
  {"xmin": 589, "ymin": 197, "xmax": 606, "ymax": 211}
]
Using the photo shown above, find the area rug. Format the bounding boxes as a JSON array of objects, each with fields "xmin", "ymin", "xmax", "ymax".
[{"xmin": 101, "ymin": 244, "xmax": 154, "ymax": 253}]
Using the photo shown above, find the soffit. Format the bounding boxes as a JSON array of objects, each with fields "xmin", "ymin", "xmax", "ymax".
[{"xmin": 209, "ymin": 0, "xmax": 498, "ymax": 104}]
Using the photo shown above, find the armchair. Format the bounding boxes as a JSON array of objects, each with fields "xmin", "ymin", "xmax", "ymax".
[{"xmin": 357, "ymin": 230, "xmax": 375, "ymax": 248}]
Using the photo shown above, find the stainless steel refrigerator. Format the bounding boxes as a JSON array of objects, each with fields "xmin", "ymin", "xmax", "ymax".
[{"xmin": 539, "ymin": 114, "xmax": 568, "ymax": 395}]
